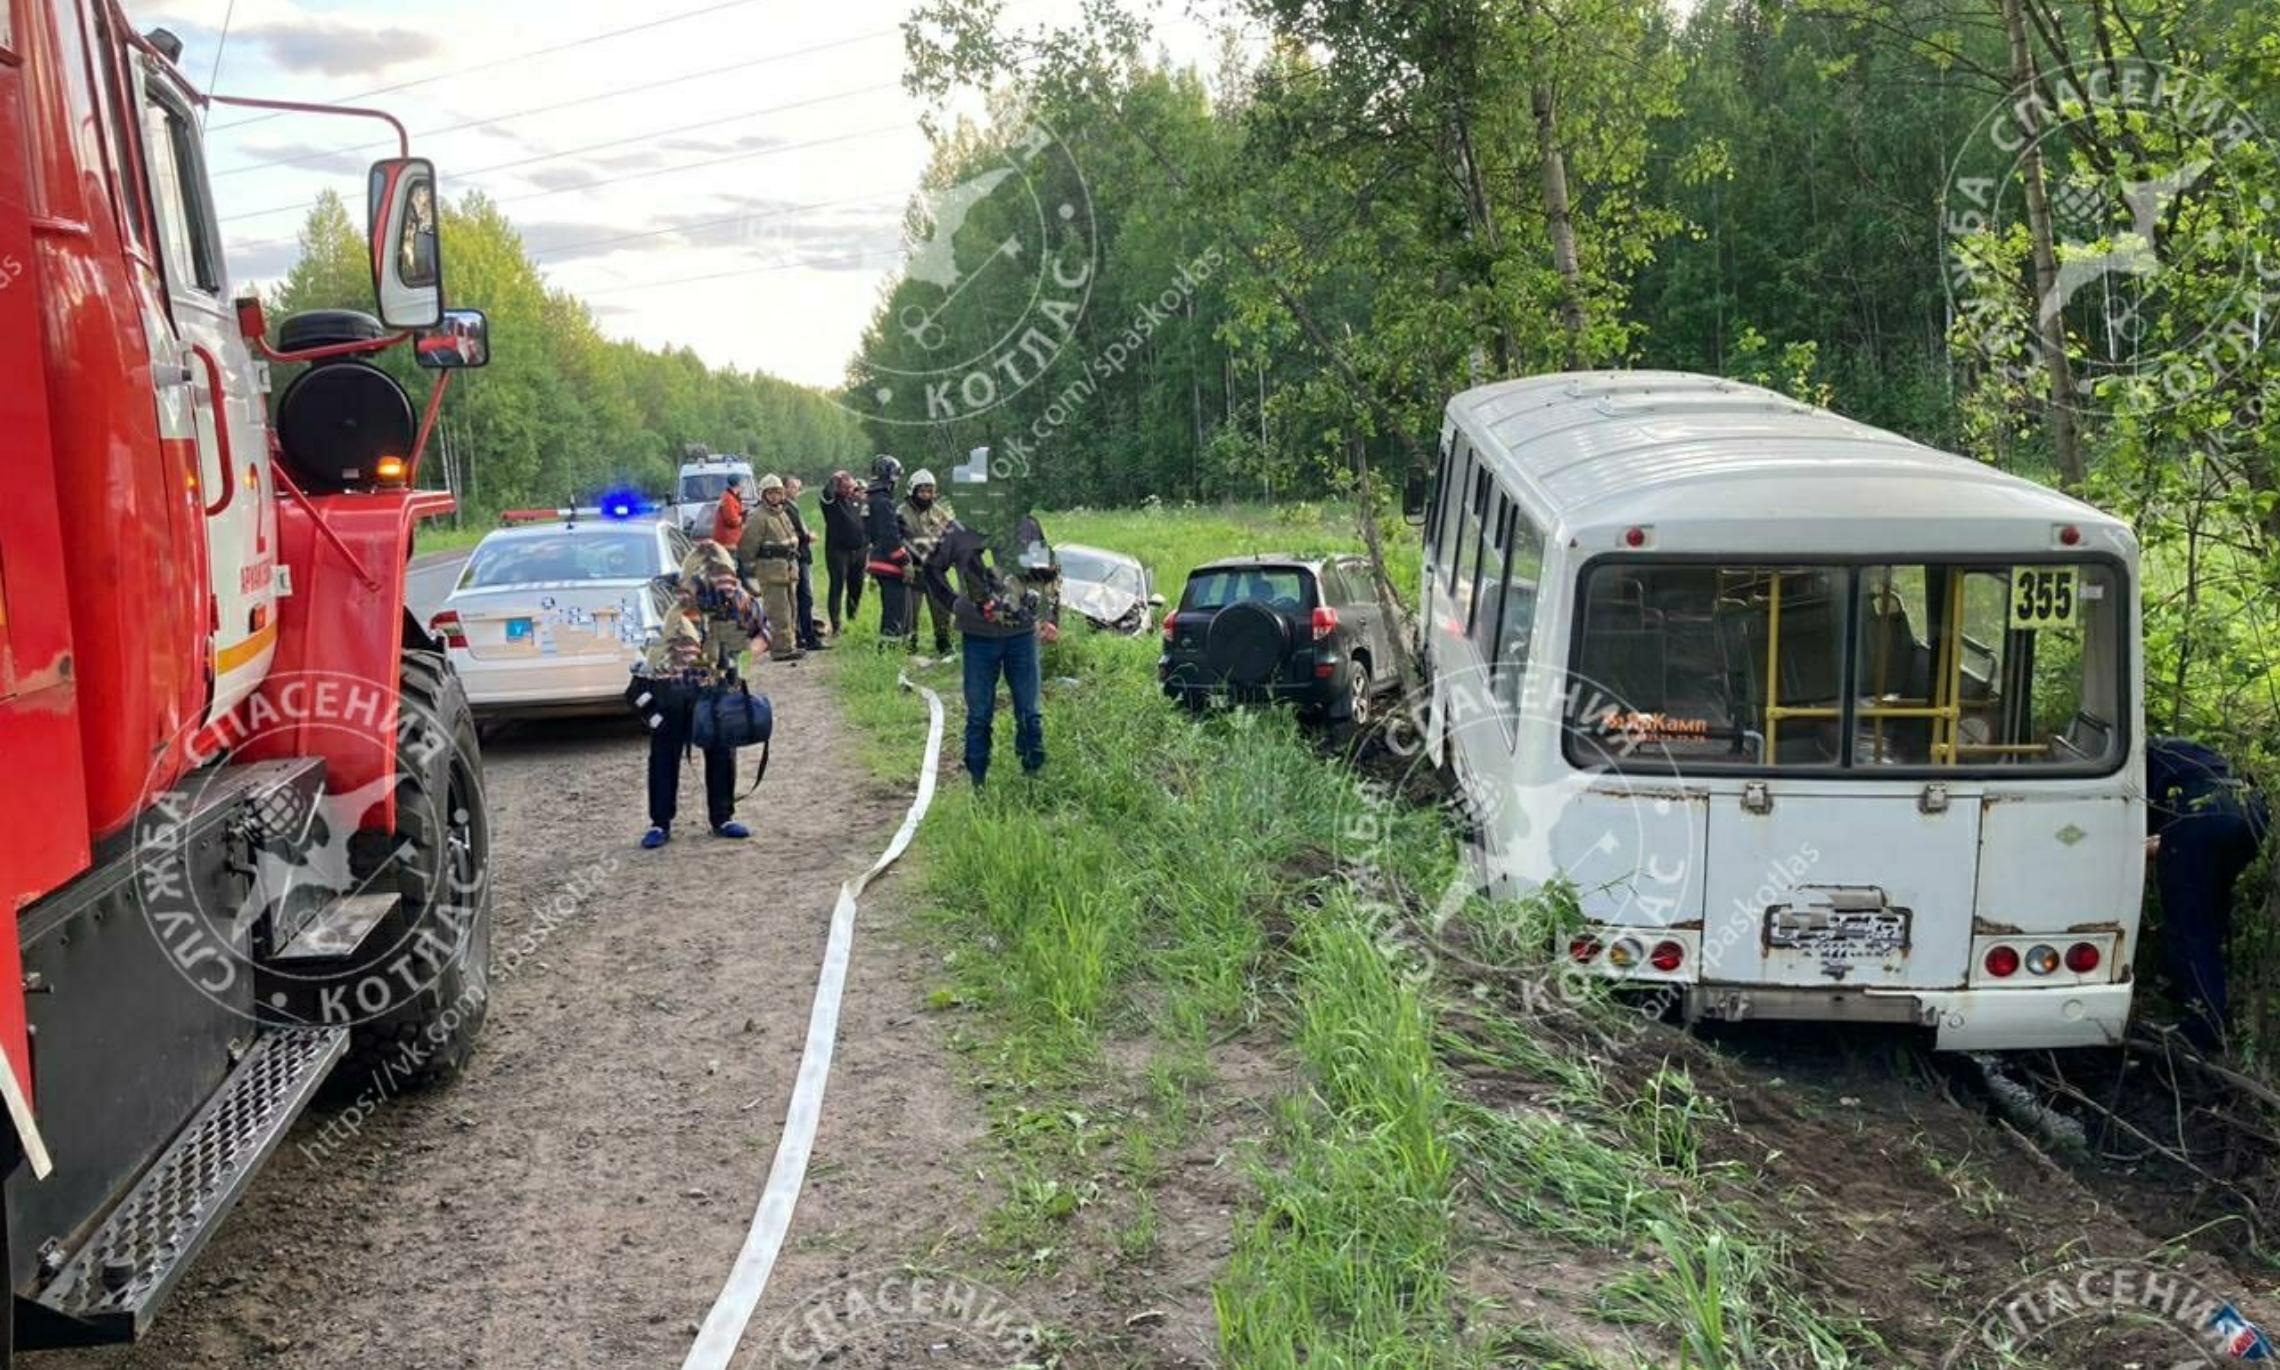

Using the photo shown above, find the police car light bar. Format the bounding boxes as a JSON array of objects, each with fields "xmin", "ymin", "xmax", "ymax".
[{"xmin": 499, "ymin": 507, "xmax": 580, "ymax": 525}]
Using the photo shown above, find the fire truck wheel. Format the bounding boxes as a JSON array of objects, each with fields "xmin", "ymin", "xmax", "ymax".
[{"xmin": 341, "ymin": 649, "xmax": 493, "ymax": 1089}]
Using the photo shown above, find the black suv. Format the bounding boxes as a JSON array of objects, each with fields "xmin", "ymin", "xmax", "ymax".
[{"xmin": 1159, "ymin": 554, "xmax": 1398, "ymax": 731}]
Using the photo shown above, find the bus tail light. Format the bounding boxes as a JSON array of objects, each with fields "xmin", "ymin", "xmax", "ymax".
[
  {"xmin": 1568, "ymin": 935, "xmax": 1602, "ymax": 964},
  {"xmin": 1650, "ymin": 940, "xmax": 1685, "ymax": 973},
  {"xmin": 1984, "ymin": 944, "xmax": 2021, "ymax": 979},
  {"xmin": 2065, "ymin": 942, "xmax": 2102, "ymax": 974},
  {"xmin": 2023, "ymin": 944, "xmax": 2061, "ymax": 976},
  {"xmin": 1606, "ymin": 937, "xmax": 1643, "ymax": 971},
  {"xmin": 429, "ymin": 610, "xmax": 468, "ymax": 650}
]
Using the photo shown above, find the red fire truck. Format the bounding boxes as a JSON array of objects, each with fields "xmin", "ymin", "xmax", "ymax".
[{"xmin": 0, "ymin": 1, "xmax": 493, "ymax": 1358}]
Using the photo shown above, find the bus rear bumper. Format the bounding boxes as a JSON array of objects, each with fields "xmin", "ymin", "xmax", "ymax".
[{"xmin": 1687, "ymin": 983, "xmax": 2133, "ymax": 1051}]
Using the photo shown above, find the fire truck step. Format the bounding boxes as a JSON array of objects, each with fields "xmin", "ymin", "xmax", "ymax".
[
  {"xmin": 26, "ymin": 1026, "xmax": 347, "ymax": 1343},
  {"xmin": 270, "ymin": 891, "xmax": 400, "ymax": 962}
]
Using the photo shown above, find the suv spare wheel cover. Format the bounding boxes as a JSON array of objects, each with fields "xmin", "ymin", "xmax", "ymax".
[{"xmin": 1205, "ymin": 600, "xmax": 1291, "ymax": 686}]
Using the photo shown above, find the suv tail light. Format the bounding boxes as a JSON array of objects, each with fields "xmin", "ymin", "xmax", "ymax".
[
  {"xmin": 430, "ymin": 610, "xmax": 468, "ymax": 650},
  {"xmin": 1161, "ymin": 612, "xmax": 1178, "ymax": 644},
  {"xmin": 1311, "ymin": 605, "xmax": 1339, "ymax": 641}
]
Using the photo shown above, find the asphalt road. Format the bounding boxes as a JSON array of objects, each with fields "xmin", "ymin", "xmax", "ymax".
[{"xmin": 406, "ymin": 549, "xmax": 470, "ymax": 622}]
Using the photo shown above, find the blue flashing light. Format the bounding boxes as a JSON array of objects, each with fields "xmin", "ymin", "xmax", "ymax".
[{"xmin": 598, "ymin": 487, "xmax": 648, "ymax": 521}]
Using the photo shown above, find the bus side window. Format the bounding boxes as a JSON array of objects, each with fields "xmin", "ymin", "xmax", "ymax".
[
  {"xmin": 1494, "ymin": 512, "xmax": 1544, "ymax": 715},
  {"xmin": 1455, "ymin": 466, "xmax": 1493, "ymax": 630},
  {"xmin": 1424, "ymin": 438, "xmax": 1454, "ymax": 564},
  {"xmin": 1470, "ymin": 495, "xmax": 1512, "ymax": 644},
  {"xmin": 1439, "ymin": 442, "xmax": 1474, "ymax": 584}
]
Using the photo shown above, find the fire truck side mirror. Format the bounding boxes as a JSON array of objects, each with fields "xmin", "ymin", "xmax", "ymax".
[
  {"xmin": 367, "ymin": 157, "xmax": 444, "ymax": 330},
  {"xmin": 416, "ymin": 309, "xmax": 490, "ymax": 370}
]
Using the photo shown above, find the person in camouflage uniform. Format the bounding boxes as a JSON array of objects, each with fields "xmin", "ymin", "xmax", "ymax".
[
  {"xmin": 638, "ymin": 540, "xmax": 772, "ymax": 848},
  {"xmin": 899, "ymin": 469, "xmax": 956, "ymax": 657},
  {"xmin": 737, "ymin": 474, "xmax": 806, "ymax": 663}
]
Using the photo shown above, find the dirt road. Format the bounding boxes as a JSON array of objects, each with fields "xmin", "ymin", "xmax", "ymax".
[{"xmin": 37, "ymin": 652, "xmax": 1001, "ymax": 1370}]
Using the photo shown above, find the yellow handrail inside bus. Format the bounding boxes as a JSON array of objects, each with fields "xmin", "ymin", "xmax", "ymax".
[{"xmin": 1764, "ymin": 572, "xmax": 1782, "ymax": 760}]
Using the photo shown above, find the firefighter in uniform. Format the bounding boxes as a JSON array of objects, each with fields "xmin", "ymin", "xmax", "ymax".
[
  {"xmin": 865, "ymin": 455, "xmax": 914, "ymax": 644},
  {"xmin": 900, "ymin": 469, "xmax": 956, "ymax": 657},
  {"xmin": 737, "ymin": 474, "xmax": 806, "ymax": 663}
]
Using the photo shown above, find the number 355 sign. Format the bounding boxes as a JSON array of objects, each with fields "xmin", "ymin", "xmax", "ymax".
[{"xmin": 2011, "ymin": 566, "xmax": 2079, "ymax": 629}]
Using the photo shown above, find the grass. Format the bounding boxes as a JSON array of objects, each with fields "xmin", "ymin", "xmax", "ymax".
[{"xmin": 823, "ymin": 501, "xmax": 1874, "ymax": 1367}]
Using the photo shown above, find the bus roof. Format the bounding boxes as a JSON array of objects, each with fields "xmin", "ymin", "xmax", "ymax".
[{"xmin": 1444, "ymin": 372, "xmax": 2127, "ymax": 547}]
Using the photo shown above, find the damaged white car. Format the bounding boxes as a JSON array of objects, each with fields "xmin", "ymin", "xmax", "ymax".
[{"xmin": 1055, "ymin": 543, "xmax": 1163, "ymax": 636}]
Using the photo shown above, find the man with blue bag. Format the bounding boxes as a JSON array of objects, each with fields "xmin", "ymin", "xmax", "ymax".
[{"xmin": 628, "ymin": 540, "xmax": 775, "ymax": 849}]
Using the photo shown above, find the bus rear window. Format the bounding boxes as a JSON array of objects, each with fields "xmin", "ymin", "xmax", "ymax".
[{"xmin": 1571, "ymin": 561, "xmax": 2125, "ymax": 772}]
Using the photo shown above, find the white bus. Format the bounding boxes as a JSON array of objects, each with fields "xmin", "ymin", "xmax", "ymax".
[{"xmin": 1418, "ymin": 372, "xmax": 2142, "ymax": 1050}]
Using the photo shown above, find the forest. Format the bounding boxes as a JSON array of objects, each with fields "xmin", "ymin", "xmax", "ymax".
[{"xmin": 847, "ymin": 0, "xmax": 2279, "ymax": 1042}]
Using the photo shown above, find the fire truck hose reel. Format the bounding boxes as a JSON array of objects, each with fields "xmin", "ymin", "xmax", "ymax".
[{"xmin": 681, "ymin": 674, "xmax": 945, "ymax": 1370}]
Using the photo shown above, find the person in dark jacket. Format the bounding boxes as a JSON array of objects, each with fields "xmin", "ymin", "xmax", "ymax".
[
  {"xmin": 864, "ymin": 455, "xmax": 914, "ymax": 644},
  {"xmin": 819, "ymin": 469, "xmax": 868, "ymax": 636},
  {"xmin": 922, "ymin": 514, "xmax": 1061, "ymax": 784},
  {"xmin": 783, "ymin": 476, "xmax": 826, "ymax": 652},
  {"xmin": 2146, "ymin": 738, "xmax": 2271, "ymax": 1050}
]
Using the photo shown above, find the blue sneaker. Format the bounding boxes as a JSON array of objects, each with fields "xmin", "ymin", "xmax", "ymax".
[
  {"xmin": 713, "ymin": 821, "xmax": 752, "ymax": 840},
  {"xmin": 640, "ymin": 827, "xmax": 670, "ymax": 850}
]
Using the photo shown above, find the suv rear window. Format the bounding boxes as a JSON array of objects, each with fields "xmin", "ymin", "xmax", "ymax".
[{"xmin": 1182, "ymin": 567, "xmax": 1312, "ymax": 613}]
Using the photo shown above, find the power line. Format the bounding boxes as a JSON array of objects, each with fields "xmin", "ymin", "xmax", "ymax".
[
  {"xmin": 210, "ymin": 25, "xmax": 905, "ymax": 180},
  {"xmin": 520, "ymin": 188, "xmax": 906, "ymax": 265},
  {"xmin": 224, "ymin": 121, "xmax": 914, "ymax": 256},
  {"xmin": 209, "ymin": 0, "xmax": 776, "ymax": 131},
  {"xmin": 218, "ymin": 83, "xmax": 900, "ymax": 223},
  {"xmin": 576, "ymin": 241, "xmax": 908, "ymax": 298},
  {"xmin": 200, "ymin": 0, "xmax": 238, "ymax": 128}
]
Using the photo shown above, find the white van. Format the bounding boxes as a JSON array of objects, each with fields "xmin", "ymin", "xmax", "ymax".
[
  {"xmin": 1419, "ymin": 372, "xmax": 2142, "ymax": 1051},
  {"xmin": 673, "ymin": 453, "xmax": 754, "ymax": 539}
]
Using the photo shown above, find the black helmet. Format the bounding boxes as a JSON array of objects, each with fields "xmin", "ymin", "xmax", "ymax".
[{"xmin": 871, "ymin": 454, "xmax": 903, "ymax": 485}]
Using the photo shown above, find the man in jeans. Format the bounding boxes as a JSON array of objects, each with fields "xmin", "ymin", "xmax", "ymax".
[{"xmin": 922, "ymin": 515, "xmax": 1061, "ymax": 783}]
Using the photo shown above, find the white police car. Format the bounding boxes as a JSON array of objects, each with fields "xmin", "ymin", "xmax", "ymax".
[{"xmin": 429, "ymin": 504, "xmax": 691, "ymax": 719}]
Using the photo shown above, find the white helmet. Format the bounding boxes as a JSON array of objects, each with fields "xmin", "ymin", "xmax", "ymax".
[
  {"xmin": 909, "ymin": 469, "xmax": 938, "ymax": 490},
  {"xmin": 757, "ymin": 473, "xmax": 785, "ymax": 494}
]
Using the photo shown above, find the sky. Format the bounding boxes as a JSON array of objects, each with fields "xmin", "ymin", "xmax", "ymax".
[{"xmin": 140, "ymin": 0, "xmax": 1230, "ymax": 390}]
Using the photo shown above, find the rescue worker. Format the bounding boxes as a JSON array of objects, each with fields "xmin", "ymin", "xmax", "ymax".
[
  {"xmin": 783, "ymin": 476, "xmax": 827, "ymax": 652},
  {"xmin": 820, "ymin": 469, "xmax": 867, "ymax": 636},
  {"xmin": 864, "ymin": 455, "xmax": 914, "ymax": 645},
  {"xmin": 637, "ymin": 540, "xmax": 772, "ymax": 848},
  {"xmin": 900, "ymin": 469, "xmax": 958, "ymax": 657},
  {"xmin": 2146, "ymin": 738, "xmax": 2271, "ymax": 1050},
  {"xmin": 737, "ymin": 474, "xmax": 805, "ymax": 664},
  {"xmin": 922, "ymin": 513, "xmax": 1061, "ymax": 785},
  {"xmin": 710, "ymin": 475, "xmax": 748, "ymax": 549}
]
